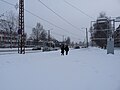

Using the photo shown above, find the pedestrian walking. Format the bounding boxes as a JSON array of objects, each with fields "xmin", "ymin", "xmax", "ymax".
[
  {"xmin": 61, "ymin": 44, "xmax": 65, "ymax": 55},
  {"xmin": 64, "ymin": 45, "xmax": 69, "ymax": 55}
]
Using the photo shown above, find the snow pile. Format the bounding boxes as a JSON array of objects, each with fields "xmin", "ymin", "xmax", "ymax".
[{"xmin": 0, "ymin": 47, "xmax": 120, "ymax": 90}]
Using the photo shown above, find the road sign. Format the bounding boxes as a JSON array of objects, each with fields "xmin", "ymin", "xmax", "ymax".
[{"xmin": 18, "ymin": 29, "xmax": 22, "ymax": 34}]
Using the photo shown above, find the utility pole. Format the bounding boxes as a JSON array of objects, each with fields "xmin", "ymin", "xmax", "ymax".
[
  {"xmin": 18, "ymin": 0, "xmax": 25, "ymax": 54},
  {"xmin": 48, "ymin": 30, "xmax": 50, "ymax": 41},
  {"xmin": 48, "ymin": 30, "xmax": 51, "ymax": 47},
  {"xmin": 81, "ymin": 27, "xmax": 89, "ymax": 47},
  {"xmin": 10, "ymin": 27, "xmax": 12, "ymax": 48},
  {"xmin": 86, "ymin": 28, "xmax": 88, "ymax": 47},
  {"xmin": 47, "ymin": 28, "xmax": 53, "ymax": 42},
  {"xmin": 47, "ymin": 29, "xmax": 53, "ymax": 47},
  {"xmin": 63, "ymin": 35, "xmax": 64, "ymax": 43}
]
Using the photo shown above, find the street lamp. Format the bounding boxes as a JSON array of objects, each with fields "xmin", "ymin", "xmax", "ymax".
[
  {"xmin": 46, "ymin": 28, "xmax": 53, "ymax": 48},
  {"xmin": 47, "ymin": 28, "xmax": 53, "ymax": 41},
  {"xmin": 81, "ymin": 27, "xmax": 88, "ymax": 48}
]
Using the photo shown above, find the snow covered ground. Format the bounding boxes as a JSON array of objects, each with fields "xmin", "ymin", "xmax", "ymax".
[{"xmin": 0, "ymin": 47, "xmax": 120, "ymax": 90}]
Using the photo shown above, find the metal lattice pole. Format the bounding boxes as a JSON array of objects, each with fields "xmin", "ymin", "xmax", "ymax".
[{"xmin": 18, "ymin": 0, "xmax": 25, "ymax": 54}]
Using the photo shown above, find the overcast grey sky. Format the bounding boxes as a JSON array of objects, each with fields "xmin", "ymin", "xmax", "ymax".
[{"xmin": 0, "ymin": 0, "xmax": 120, "ymax": 42}]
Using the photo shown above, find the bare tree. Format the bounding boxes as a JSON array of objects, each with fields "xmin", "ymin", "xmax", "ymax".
[
  {"xmin": 0, "ymin": 11, "xmax": 18, "ymax": 32},
  {"xmin": 30, "ymin": 23, "xmax": 47, "ymax": 45},
  {"xmin": 0, "ymin": 11, "xmax": 18, "ymax": 48},
  {"xmin": 65, "ymin": 37, "xmax": 71, "ymax": 45},
  {"xmin": 99, "ymin": 12, "xmax": 107, "ymax": 18}
]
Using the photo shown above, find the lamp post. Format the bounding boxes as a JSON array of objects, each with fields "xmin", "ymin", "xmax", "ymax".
[
  {"xmin": 81, "ymin": 27, "xmax": 88, "ymax": 48},
  {"xmin": 47, "ymin": 28, "xmax": 53, "ymax": 42},
  {"xmin": 45, "ymin": 28, "xmax": 53, "ymax": 48}
]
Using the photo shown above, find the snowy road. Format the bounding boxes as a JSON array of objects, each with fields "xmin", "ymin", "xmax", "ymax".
[{"xmin": 0, "ymin": 47, "xmax": 120, "ymax": 90}]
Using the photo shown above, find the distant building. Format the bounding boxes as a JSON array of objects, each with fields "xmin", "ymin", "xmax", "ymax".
[
  {"xmin": 0, "ymin": 30, "xmax": 18, "ymax": 48},
  {"xmin": 0, "ymin": 30, "xmax": 26, "ymax": 48}
]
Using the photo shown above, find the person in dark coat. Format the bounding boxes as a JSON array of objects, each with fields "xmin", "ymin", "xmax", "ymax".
[
  {"xmin": 61, "ymin": 44, "xmax": 65, "ymax": 55},
  {"xmin": 64, "ymin": 45, "xmax": 69, "ymax": 55}
]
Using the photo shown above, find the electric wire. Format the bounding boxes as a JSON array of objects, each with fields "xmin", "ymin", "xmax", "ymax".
[
  {"xmin": 52, "ymin": 31, "xmax": 81, "ymax": 40},
  {"xmin": 38, "ymin": 0, "xmax": 82, "ymax": 32},
  {"xmin": 0, "ymin": 0, "xmax": 81, "ymax": 38},
  {"xmin": 64, "ymin": 0, "xmax": 95, "ymax": 20},
  {"xmin": 25, "ymin": 24, "xmax": 81, "ymax": 41}
]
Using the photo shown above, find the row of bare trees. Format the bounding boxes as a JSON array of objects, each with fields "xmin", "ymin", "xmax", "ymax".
[
  {"xmin": 0, "ymin": 10, "xmax": 71, "ymax": 47},
  {"xmin": 29, "ymin": 22, "xmax": 71, "ymax": 46}
]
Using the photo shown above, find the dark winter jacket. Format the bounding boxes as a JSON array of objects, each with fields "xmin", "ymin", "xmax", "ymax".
[
  {"xmin": 61, "ymin": 44, "xmax": 65, "ymax": 53},
  {"xmin": 65, "ymin": 45, "xmax": 69, "ymax": 52}
]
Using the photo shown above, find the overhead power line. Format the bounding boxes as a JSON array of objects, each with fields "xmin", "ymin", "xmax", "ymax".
[
  {"xmin": 64, "ymin": 0, "xmax": 95, "ymax": 20},
  {"xmin": 0, "ymin": 0, "xmax": 81, "ymax": 37},
  {"xmin": 25, "ymin": 25, "xmax": 81, "ymax": 41},
  {"xmin": 0, "ymin": 0, "xmax": 15, "ymax": 6},
  {"xmin": 0, "ymin": 0, "xmax": 85, "ymax": 42},
  {"xmin": 52, "ymin": 31, "xmax": 64, "ymax": 36},
  {"xmin": 25, "ymin": 10, "xmax": 81, "ymax": 36},
  {"xmin": 25, "ymin": 10, "xmax": 67, "ymax": 33},
  {"xmin": 25, "ymin": 24, "xmax": 81, "ymax": 41},
  {"xmin": 52, "ymin": 31, "xmax": 81, "ymax": 40},
  {"xmin": 38, "ymin": 0, "xmax": 82, "ymax": 32}
]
